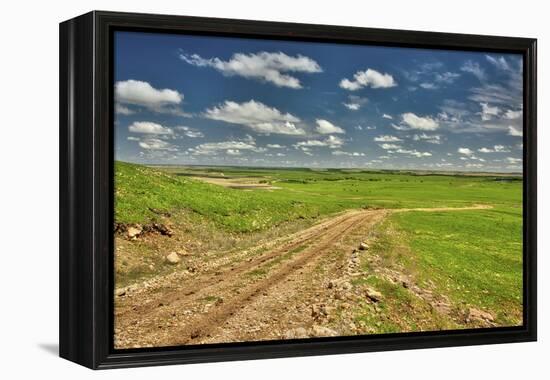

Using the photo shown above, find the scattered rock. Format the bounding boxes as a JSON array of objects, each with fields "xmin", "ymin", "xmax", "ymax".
[
  {"xmin": 115, "ymin": 288, "xmax": 126, "ymax": 297},
  {"xmin": 311, "ymin": 304, "xmax": 329, "ymax": 320},
  {"xmin": 166, "ymin": 252, "xmax": 181, "ymax": 264},
  {"xmin": 365, "ymin": 288, "xmax": 383, "ymax": 302},
  {"xmin": 468, "ymin": 308, "xmax": 494, "ymax": 322},
  {"xmin": 282, "ymin": 327, "xmax": 309, "ymax": 339},
  {"xmin": 358, "ymin": 242, "xmax": 369, "ymax": 250},
  {"xmin": 154, "ymin": 223, "xmax": 173, "ymax": 237},
  {"xmin": 127, "ymin": 226, "xmax": 142, "ymax": 239},
  {"xmin": 177, "ymin": 249, "xmax": 191, "ymax": 256},
  {"xmin": 310, "ymin": 325, "xmax": 338, "ymax": 337},
  {"xmin": 340, "ymin": 281, "xmax": 352, "ymax": 291}
]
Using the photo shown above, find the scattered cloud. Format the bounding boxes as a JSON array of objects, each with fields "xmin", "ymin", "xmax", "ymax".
[
  {"xmin": 486, "ymin": 55, "xmax": 511, "ymax": 71},
  {"xmin": 382, "ymin": 113, "xmax": 393, "ymax": 120},
  {"xmin": 435, "ymin": 72, "xmax": 461, "ymax": 84},
  {"xmin": 460, "ymin": 60, "xmax": 486, "ymax": 81},
  {"xmin": 379, "ymin": 143, "xmax": 402, "ymax": 150},
  {"xmin": 139, "ymin": 138, "xmax": 178, "ymax": 151},
  {"xmin": 465, "ymin": 163, "xmax": 484, "ymax": 168},
  {"xmin": 266, "ymin": 144, "xmax": 285, "ymax": 149},
  {"xmin": 420, "ymin": 82, "xmax": 438, "ymax": 90},
  {"xmin": 315, "ymin": 119, "xmax": 345, "ymax": 134},
  {"xmin": 404, "ymin": 62, "xmax": 460, "ymax": 90},
  {"xmin": 477, "ymin": 145, "xmax": 510, "ymax": 153},
  {"xmin": 458, "ymin": 147, "xmax": 474, "ymax": 156},
  {"xmin": 294, "ymin": 135, "xmax": 344, "ymax": 150},
  {"xmin": 343, "ymin": 95, "xmax": 368, "ymax": 110},
  {"xmin": 174, "ymin": 126, "xmax": 204, "ymax": 138},
  {"xmin": 506, "ymin": 157, "xmax": 522, "ymax": 164},
  {"xmin": 226, "ymin": 149, "xmax": 241, "ymax": 156},
  {"xmin": 504, "ymin": 109, "xmax": 522, "ymax": 119},
  {"xmin": 115, "ymin": 104, "xmax": 135, "ymax": 115},
  {"xmin": 374, "ymin": 135, "xmax": 402, "ymax": 142},
  {"xmin": 332, "ymin": 150, "xmax": 366, "ymax": 157},
  {"xmin": 115, "ymin": 80, "xmax": 185, "ymax": 115},
  {"xmin": 180, "ymin": 51, "xmax": 322, "ymax": 89},
  {"xmin": 400, "ymin": 113, "xmax": 439, "ymax": 131},
  {"xmin": 204, "ymin": 100, "xmax": 305, "ymax": 135},
  {"xmin": 129, "ymin": 121, "xmax": 174, "ymax": 135},
  {"xmin": 508, "ymin": 126, "xmax": 523, "ymax": 137},
  {"xmin": 479, "ymin": 102, "xmax": 500, "ymax": 121},
  {"xmin": 394, "ymin": 148, "xmax": 432, "ymax": 157},
  {"xmin": 189, "ymin": 137, "xmax": 266, "ymax": 156},
  {"xmin": 413, "ymin": 133, "xmax": 441, "ymax": 144},
  {"xmin": 340, "ymin": 68, "xmax": 397, "ymax": 90}
]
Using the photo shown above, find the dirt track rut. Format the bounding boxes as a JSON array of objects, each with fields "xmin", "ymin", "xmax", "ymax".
[{"xmin": 114, "ymin": 205, "xmax": 491, "ymax": 348}]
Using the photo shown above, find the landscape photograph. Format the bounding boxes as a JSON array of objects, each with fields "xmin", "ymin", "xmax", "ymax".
[{"xmin": 112, "ymin": 31, "xmax": 524, "ymax": 349}]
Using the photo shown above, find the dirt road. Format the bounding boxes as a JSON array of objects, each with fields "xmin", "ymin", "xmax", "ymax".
[{"xmin": 114, "ymin": 205, "xmax": 492, "ymax": 349}]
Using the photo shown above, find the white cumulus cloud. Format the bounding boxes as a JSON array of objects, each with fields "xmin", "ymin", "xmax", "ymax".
[
  {"xmin": 115, "ymin": 80, "xmax": 184, "ymax": 114},
  {"xmin": 138, "ymin": 138, "xmax": 177, "ymax": 151},
  {"xmin": 339, "ymin": 68, "xmax": 397, "ymax": 91},
  {"xmin": 180, "ymin": 51, "xmax": 322, "ymax": 89},
  {"xmin": 458, "ymin": 147, "xmax": 474, "ymax": 156},
  {"xmin": 400, "ymin": 113, "xmax": 439, "ymax": 131},
  {"xmin": 189, "ymin": 137, "xmax": 266, "ymax": 156},
  {"xmin": 315, "ymin": 119, "xmax": 345, "ymax": 134},
  {"xmin": 504, "ymin": 110, "xmax": 522, "ymax": 119},
  {"xmin": 294, "ymin": 135, "xmax": 344, "ymax": 150},
  {"xmin": 374, "ymin": 135, "xmax": 402, "ymax": 142},
  {"xmin": 204, "ymin": 100, "xmax": 305, "ymax": 135},
  {"xmin": 129, "ymin": 121, "xmax": 174, "ymax": 135},
  {"xmin": 508, "ymin": 126, "xmax": 523, "ymax": 137}
]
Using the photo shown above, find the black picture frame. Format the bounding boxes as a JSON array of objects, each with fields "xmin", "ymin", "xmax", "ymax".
[{"xmin": 59, "ymin": 10, "xmax": 537, "ymax": 369}]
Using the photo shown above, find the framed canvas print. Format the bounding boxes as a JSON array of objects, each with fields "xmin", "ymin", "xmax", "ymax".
[{"xmin": 59, "ymin": 11, "xmax": 537, "ymax": 369}]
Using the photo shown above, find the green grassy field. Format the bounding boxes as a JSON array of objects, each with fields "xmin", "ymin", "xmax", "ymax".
[
  {"xmin": 116, "ymin": 161, "xmax": 521, "ymax": 232},
  {"xmin": 114, "ymin": 161, "xmax": 523, "ymax": 327}
]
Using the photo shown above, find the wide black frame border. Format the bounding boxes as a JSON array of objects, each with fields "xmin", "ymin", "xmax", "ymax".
[{"xmin": 59, "ymin": 10, "xmax": 537, "ymax": 369}]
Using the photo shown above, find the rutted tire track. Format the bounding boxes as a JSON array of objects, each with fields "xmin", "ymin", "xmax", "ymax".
[
  {"xmin": 115, "ymin": 211, "xmax": 365, "ymax": 321},
  {"xmin": 162, "ymin": 211, "xmax": 376, "ymax": 345}
]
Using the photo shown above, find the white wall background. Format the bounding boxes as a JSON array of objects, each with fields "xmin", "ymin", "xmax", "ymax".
[{"xmin": 0, "ymin": 0, "xmax": 546, "ymax": 377}]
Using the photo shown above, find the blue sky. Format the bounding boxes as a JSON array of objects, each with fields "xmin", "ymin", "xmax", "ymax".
[{"xmin": 114, "ymin": 31, "xmax": 523, "ymax": 172}]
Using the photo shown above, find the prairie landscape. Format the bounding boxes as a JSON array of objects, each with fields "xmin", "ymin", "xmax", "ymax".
[
  {"xmin": 113, "ymin": 31, "xmax": 524, "ymax": 349},
  {"xmin": 113, "ymin": 162, "xmax": 523, "ymax": 349}
]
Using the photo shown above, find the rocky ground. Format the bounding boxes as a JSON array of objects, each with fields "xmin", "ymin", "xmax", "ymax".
[{"xmin": 114, "ymin": 205, "xmax": 496, "ymax": 349}]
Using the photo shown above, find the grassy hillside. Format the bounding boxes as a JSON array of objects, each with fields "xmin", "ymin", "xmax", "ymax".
[{"xmin": 116, "ymin": 161, "xmax": 352, "ymax": 232}]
